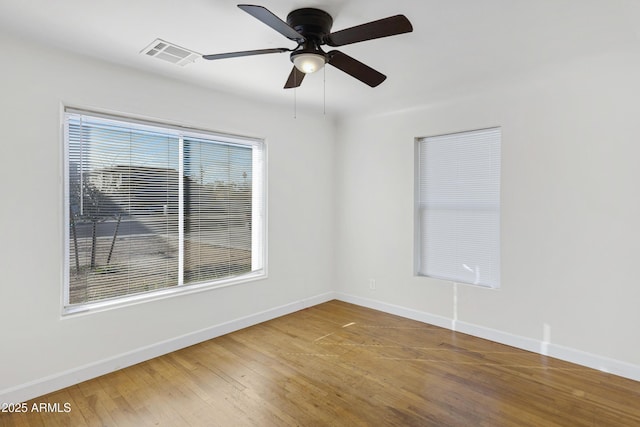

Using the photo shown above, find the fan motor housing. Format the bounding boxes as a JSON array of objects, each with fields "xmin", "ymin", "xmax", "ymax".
[{"xmin": 286, "ymin": 8, "xmax": 333, "ymax": 40}]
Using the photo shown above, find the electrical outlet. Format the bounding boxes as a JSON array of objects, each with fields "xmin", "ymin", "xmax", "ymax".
[{"xmin": 369, "ymin": 279, "xmax": 376, "ymax": 290}]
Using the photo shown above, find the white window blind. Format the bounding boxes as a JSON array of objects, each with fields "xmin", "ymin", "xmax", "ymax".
[
  {"xmin": 183, "ymin": 137, "xmax": 256, "ymax": 283},
  {"xmin": 64, "ymin": 110, "xmax": 265, "ymax": 309},
  {"xmin": 416, "ymin": 127, "xmax": 501, "ymax": 288}
]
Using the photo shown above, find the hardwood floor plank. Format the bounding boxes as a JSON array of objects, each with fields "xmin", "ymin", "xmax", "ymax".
[{"xmin": 2, "ymin": 300, "xmax": 640, "ymax": 426}]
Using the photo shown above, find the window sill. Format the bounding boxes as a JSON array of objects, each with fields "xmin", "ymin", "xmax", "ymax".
[{"xmin": 62, "ymin": 270, "xmax": 267, "ymax": 317}]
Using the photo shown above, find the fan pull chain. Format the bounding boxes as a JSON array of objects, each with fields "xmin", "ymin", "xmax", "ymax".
[{"xmin": 323, "ymin": 66, "xmax": 326, "ymax": 116}]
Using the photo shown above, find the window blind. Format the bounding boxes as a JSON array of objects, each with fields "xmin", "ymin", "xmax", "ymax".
[
  {"xmin": 416, "ymin": 127, "xmax": 501, "ymax": 288},
  {"xmin": 183, "ymin": 137, "xmax": 254, "ymax": 283},
  {"xmin": 65, "ymin": 110, "xmax": 265, "ymax": 308}
]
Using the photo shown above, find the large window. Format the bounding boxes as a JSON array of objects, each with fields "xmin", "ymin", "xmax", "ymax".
[
  {"xmin": 64, "ymin": 109, "xmax": 266, "ymax": 312},
  {"xmin": 415, "ymin": 127, "xmax": 501, "ymax": 288}
]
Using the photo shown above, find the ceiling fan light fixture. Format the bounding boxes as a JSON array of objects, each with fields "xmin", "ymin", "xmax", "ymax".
[
  {"xmin": 292, "ymin": 52, "xmax": 326, "ymax": 74},
  {"xmin": 202, "ymin": 5, "xmax": 413, "ymax": 88}
]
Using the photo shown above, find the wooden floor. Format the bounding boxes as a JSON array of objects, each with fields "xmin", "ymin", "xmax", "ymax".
[{"xmin": 2, "ymin": 300, "xmax": 640, "ymax": 426}]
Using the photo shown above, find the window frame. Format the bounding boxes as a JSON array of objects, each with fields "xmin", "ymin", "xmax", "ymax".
[
  {"xmin": 62, "ymin": 108, "xmax": 267, "ymax": 315},
  {"xmin": 414, "ymin": 127, "xmax": 501, "ymax": 289}
]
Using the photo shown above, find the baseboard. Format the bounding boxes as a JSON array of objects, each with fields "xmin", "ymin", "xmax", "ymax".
[
  {"xmin": 4, "ymin": 290, "xmax": 638, "ymax": 404},
  {"xmin": 453, "ymin": 320, "xmax": 542, "ymax": 354},
  {"xmin": 545, "ymin": 342, "xmax": 640, "ymax": 382},
  {"xmin": 334, "ymin": 292, "xmax": 640, "ymax": 383},
  {"xmin": 0, "ymin": 292, "xmax": 335, "ymax": 405},
  {"xmin": 334, "ymin": 292, "xmax": 453, "ymax": 330}
]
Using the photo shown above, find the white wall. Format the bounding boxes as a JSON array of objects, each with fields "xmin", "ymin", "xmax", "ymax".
[
  {"xmin": 3, "ymin": 24, "xmax": 640, "ymax": 403},
  {"xmin": 334, "ymin": 45, "xmax": 640, "ymax": 376},
  {"xmin": 0, "ymin": 32, "xmax": 336, "ymax": 402}
]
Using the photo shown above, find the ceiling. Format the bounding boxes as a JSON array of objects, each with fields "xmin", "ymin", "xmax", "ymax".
[{"xmin": 1, "ymin": 0, "xmax": 638, "ymax": 116}]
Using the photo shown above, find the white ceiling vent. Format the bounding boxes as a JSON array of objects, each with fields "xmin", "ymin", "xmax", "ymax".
[{"xmin": 141, "ymin": 39, "xmax": 200, "ymax": 66}]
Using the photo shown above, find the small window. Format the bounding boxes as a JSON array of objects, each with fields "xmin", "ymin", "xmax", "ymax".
[
  {"xmin": 415, "ymin": 127, "xmax": 501, "ymax": 288},
  {"xmin": 64, "ymin": 109, "xmax": 266, "ymax": 312}
]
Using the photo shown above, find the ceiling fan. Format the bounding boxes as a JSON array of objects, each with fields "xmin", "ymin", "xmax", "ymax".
[{"xmin": 203, "ymin": 4, "xmax": 413, "ymax": 89}]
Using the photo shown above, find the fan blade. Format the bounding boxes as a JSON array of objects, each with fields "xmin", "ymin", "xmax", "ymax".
[
  {"xmin": 203, "ymin": 48, "xmax": 290, "ymax": 60},
  {"xmin": 284, "ymin": 66, "xmax": 306, "ymax": 89},
  {"xmin": 327, "ymin": 51, "xmax": 386, "ymax": 87},
  {"xmin": 326, "ymin": 15, "xmax": 412, "ymax": 47},
  {"xmin": 238, "ymin": 4, "xmax": 305, "ymax": 43}
]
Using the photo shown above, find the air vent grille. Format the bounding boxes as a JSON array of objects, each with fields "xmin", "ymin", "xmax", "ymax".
[{"xmin": 141, "ymin": 39, "xmax": 200, "ymax": 66}]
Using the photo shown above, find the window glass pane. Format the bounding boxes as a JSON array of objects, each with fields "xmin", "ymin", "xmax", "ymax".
[
  {"xmin": 67, "ymin": 114, "xmax": 180, "ymax": 304},
  {"xmin": 416, "ymin": 127, "xmax": 501, "ymax": 288},
  {"xmin": 183, "ymin": 138, "xmax": 253, "ymax": 283}
]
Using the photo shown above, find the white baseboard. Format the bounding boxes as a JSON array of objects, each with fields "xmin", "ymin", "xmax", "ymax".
[
  {"xmin": 4, "ymin": 290, "xmax": 638, "ymax": 404},
  {"xmin": 0, "ymin": 292, "xmax": 335, "ymax": 405},
  {"xmin": 545, "ymin": 342, "xmax": 640, "ymax": 382},
  {"xmin": 335, "ymin": 292, "xmax": 453, "ymax": 330},
  {"xmin": 453, "ymin": 320, "xmax": 542, "ymax": 354},
  {"xmin": 334, "ymin": 292, "xmax": 640, "ymax": 383}
]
